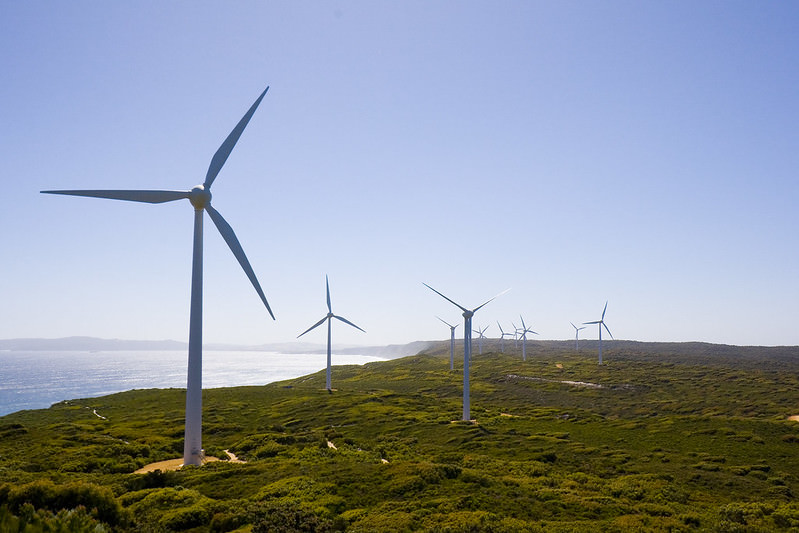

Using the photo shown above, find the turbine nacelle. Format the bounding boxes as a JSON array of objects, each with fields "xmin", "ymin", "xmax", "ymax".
[{"xmin": 189, "ymin": 185, "xmax": 211, "ymax": 210}]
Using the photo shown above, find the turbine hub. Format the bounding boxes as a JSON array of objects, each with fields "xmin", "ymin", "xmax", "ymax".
[
  {"xmin": 189, "ymin": 185, "xmax": 211, "ymax": 209},
  {"xmin": 463, "ymin": 311, "xmax": 473, "ymax": 319}
]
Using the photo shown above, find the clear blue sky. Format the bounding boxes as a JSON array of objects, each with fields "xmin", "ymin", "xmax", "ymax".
[{"xmin": 2, "ymin": 2, "xmax": 798, "ymax": 347}]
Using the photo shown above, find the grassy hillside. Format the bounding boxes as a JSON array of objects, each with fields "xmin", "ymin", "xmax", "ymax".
[{"xmin": 1, "ymin": 342, "xmax": 799, "ymax": 531}]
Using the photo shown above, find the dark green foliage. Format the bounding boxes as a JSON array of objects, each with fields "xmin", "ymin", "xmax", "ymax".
[
  {"xmin": 249, "ymin": 500, "xmax": 335, "ymax": 532},
  {"xmin": 0, "ymin": 479, "xmax": 125, "ymax": 527},
  {"xmin": 1, "ymin": 342, "xmax": 798, "ymax": 530},
  {"xmin": 0, "ymin": 503, "xmax": 111, "ymax": 532}
]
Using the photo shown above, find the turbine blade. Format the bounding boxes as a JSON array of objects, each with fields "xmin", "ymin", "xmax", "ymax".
[
  {"xmin": 497, "ymin": 321, "xmax": 504, "ymax": 334},
  {"xmin": 584, "ymin": 320, "xmax": 601, "ymax": 325},
  {"xmin": 530, "ymin": 330, "xmax": 539, "ymax": 335},
  {"xmin": 206, "ymin": 204, "xmax": 275, "ymax": 319},
  {"xmin": 437, "ymin": 316, "xmax": 454, "ymax": 328},
  {"xmin": 41, "ymin": 189, "xmax": 190, "ymax": 204},
  {"xmin": 570, "ymin": 322, "xmax": 576, "ymax": 330},
  {"xmin": 473, "ymin": 288, "xmax": 510, "ymax": 313},
  {"xmin": 204, "ymin": 86, "xmax": 269, "ymax": 188},
  {"xmin": 603, "ymin": 322, "xmax": 614, "ymax": 339},
  {"xmin": 602, "ymin": 301, "xmax": 608, "ymax": 320},
  {"xmin": 423, "ymin": 283, "xmax": 469, "ymax": 314},
  {"xmin": 333, "ymin": 314, "xmax": 365, "ymax": 333},
  {"xmin": 298, "ymin": 316, "xmax": 328, "ymax": 338},
  {"xmin": 520, "ymin": 315, "xmax": 526, "ymax": 329},
  {"xmin": 326, "ymin": 275, "xmax": 332, "ymax": 313}
]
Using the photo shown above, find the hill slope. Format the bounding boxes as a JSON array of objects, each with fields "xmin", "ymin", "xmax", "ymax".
[{"xmin": 1, "ymin": 342, "xmax": 798, "ymax": 531}]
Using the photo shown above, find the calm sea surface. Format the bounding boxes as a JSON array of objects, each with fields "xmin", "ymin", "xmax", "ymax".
[{"xmin": 0, "ymin": 350, "xmax": 384, "ymax": 416}]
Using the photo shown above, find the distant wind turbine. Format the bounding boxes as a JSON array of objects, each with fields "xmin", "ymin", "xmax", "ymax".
[
  {"xmin": 570, "ymin": 322, "xmax": 587, "ymax": 351},
  {"xmin": 497, "ymin": 322, "xmax": 514, "ymax": 353},
  {"xmin": 424, "ymin": 283, "xmax": 508, "ymax": 421},
  {"xmin": 511, "ymin": 322, "xmax": 519, "ymax": 350},
  {"xmin": 437, "ymin": 316, "xmax": 459, "ymax": 370},
  {"xmin": 584, "ymin": 301, "xmax": 613, "ymax": 365},
  {"xmin": 473, "ymin": 325, "xmax": 490, "ymax": 355},
  {"xmin": 518, "ymin": 315, "xmax": 538, "ymax": 362},
  {"xmin": 42, "ymin": 87, "xmax": 274, "ymax": 466},
  {"xmin": 298, "ymin": 275, "xmax": 365, "ymax": 391}
]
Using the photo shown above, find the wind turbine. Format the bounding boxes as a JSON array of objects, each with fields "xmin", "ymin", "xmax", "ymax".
[
  {"xmin": 518, "ymin": 315, "xmax": 538, "ymax": 362},
  {"xmin": 570, "ymin": 322, "xmax": 587, "ymax": 351},
  {"xmin": 436, "ymin": 316, "xmax": 459, "ymax": 370},
  {"xmin": 41, "ymin": 87, "xmax": 274, "ymax": 466},
  {"xmin": 511, "ymin": 322, "xmax": 519, "ymax": 350},
  {"xmin": 473, "ymin": 325, "xmax": 490, "ymax": 355},
  {"xmin": 497, "ymin": 322, "xmax": 514, "ymax": 353},
  {"xmin": 298, "ymin": 275, "xmax": 365, "ymax": 391},
  {"xmin": 424, "ymin": 283, "xmax": 508, "ymax": 421},
  {"xmin": 584, "ymin": 301, "xmax": 613, "ymax": 365}
]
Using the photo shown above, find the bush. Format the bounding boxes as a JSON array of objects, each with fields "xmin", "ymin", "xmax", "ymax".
[
  {"xmin": 161, "ymin": 504, "xmax": 213, "ymax": 530},
  {"xmin": 249, "ymin": 501, "xmax": 334, "ymax": 533},
  {"xmin": 1, "ymin": 503, "xmax": 112, "ymax": 532},
  {"xmin": 4, "ymin": 480, "xmax": 124, "ymax": 526}
]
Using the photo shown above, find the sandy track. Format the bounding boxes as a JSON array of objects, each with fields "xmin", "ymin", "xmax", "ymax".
[{"xmin": 134, "ymin": 450, "xmax": 244, "ymax": 474}]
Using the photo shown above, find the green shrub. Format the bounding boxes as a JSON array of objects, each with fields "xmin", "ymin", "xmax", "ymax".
[
  {"xmin": 161, "ymin": 504, "xmax": 213, "ymax": 530},
  {"xmin": 772, "ymin": 502, "xmax": 799, "ymax": 528},
  {"xmin": 0, "ymin": 503, "xmax": 112, "ymax": 532},
  {"xmin": 249, "ymin": 500, "xmax": 334, "ymax": 532},
  {"xmin": 5, "ymin": 480, "xmax": 124, "ymax": 526}
]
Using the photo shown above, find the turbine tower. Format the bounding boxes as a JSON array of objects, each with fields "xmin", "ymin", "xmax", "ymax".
[
  {"xmin": 518, "ymin": 315, "xmax": 538, "ymax": 362},
  {"xmin": 570, "ymin": 322, "xmax": 587, "ymax": 351},
  {"xmin": 473, "ymin": 325, "xmax": 490, "ymax": 355},
  {"xmin": 497, "ymin": 322, "xmax": 514, "ymax": 353},
  {"xmin": 584, "ymin": 301, "xmax": 613, "ymax": 365},
  {"xmin": 42, "ymin": 87, "xmax": 274, "ymax": 466},
  {"xmin": 298, "ymin": 275, "xmax": 365, "ymax": 391},
  {"xmin": 437, "ymin": 316, "xmax": 459, "ymax": 370},
  {"xmin": 424, "ymin": 283, "xmax": 507, "ymax": 421}
]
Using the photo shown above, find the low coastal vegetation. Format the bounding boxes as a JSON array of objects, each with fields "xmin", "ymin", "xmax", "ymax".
[{"xmin": 1, "ymin": 341, "xmax": 798, "ymax": 531}]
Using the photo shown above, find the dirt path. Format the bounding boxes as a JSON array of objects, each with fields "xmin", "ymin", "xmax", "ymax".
[
  {"xmin": 134, "ymin": 450, "xmax": 245, "ymax": 474},
  {"xmin": 788, "ymin": 415, "xmax": 799, "ymax": 422}
]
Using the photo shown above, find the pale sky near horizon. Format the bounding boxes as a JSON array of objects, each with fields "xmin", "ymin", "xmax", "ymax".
[{"xmin": 2, "ymin": 2, "xmax": 798, "ymax": 348}]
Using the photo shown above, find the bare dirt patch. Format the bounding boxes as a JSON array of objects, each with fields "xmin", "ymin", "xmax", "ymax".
[
  {"xmin": 134, "ymin": 450, "xmax": 245, "ymax": 474},
  {"xmin": 788, "ymin": 415, "xmax": 799, "ymax": 422}
]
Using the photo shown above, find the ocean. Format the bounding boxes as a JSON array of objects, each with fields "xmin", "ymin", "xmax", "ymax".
[{"xmin": 0, "ymin": 350, "xmax": 385, "ymax": 417}]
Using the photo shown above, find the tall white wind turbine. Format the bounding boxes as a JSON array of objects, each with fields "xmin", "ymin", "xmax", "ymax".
[
  {"xmin": 298, "ymin": 275, "xmax": 365, "ymax": 391},
  {"xmin": 437, "ymin": 316, "xmax": 459, "ymax": 370},
  {"xmin": 424, "ymin": 283, "xmax": 508, "ymax": 421},
  {"xmin": 42, "ymin": 87, "xmax": 274, "ymax": 466},
  {"xmin": 518, "ymin": 315, "xmax": 538, "ymax": 362},
  {"xmin": 570, "ymin": 322, "xmax": 587, "ymax": 351},
  {"xmin": 473, "ymin": 325, "xmax": 490, "ymax": 355},
  {"xmin": 497, "ymin": 322, "xmax": 514, "ymax": 353},
  {"xmin": 584, "ymin": 301, "xmax": 613, "ymax": 365}
]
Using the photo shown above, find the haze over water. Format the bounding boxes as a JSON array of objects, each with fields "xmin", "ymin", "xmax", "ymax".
[{"xmin": 0, "ymin": 350, "xmax": 384, "ymax": 416}]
